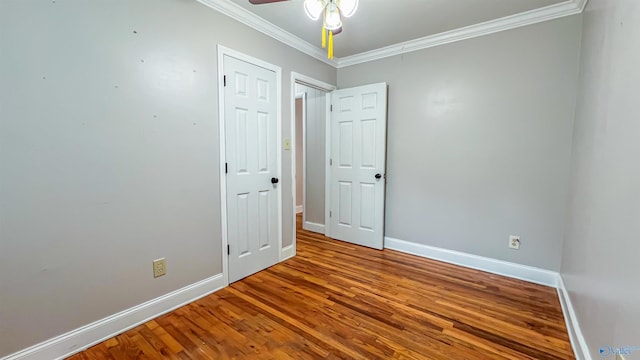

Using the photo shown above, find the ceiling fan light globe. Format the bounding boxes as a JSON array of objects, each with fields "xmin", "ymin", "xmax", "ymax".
[
  {"xmin": 324, "ymin": 3, "xmax": 342, "ymax": 30},
  {"xmin": 304, "ymin": 0, "xmax": 324, "ymax": 20},
  {"xmin": 337, "ymin": 0, "xmax": 358, "ymax": 17}
]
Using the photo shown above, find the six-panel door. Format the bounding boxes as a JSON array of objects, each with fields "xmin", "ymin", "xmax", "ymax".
[
  {"xmin": 224, "ymin": 55, "xmax": 279, "ymax": 283},
  {"xmin": 329, "ymin": 83, "xmax": 388, "ymax": 249}
]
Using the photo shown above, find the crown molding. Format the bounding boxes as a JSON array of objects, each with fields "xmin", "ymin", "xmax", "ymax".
[
  {"xmin": 336, "ymin": 0, "xmax": 587, "ymax": 68},
  {"xmin": 197, "ymin": 0, "xmax": 337, "ymax": 67},
  {"xmin": 199, "ymin": 0, "xmax": 587, "ymax": 70},
  {"xmin": 579, "ymin": 0, "xmax": 589, "ymax": 12}
]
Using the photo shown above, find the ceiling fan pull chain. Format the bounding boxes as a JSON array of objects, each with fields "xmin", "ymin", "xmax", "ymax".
[
  {"xmin": 328, "ymin": 30, "xmax": 334, "ymax": 59},
  {"xmin": 322, "ymin": 26, "xmax": 327, "ymax": 49}
]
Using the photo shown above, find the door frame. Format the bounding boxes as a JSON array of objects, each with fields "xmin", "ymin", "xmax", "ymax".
[
  {"xmin": 324, "ymin": 92, "xmax": 332, "ymax": 238},
  {"xmin": 289, "ymin": 72, "xmax": 336, "ymax": 259},
  {"xmin": 218, "ymin": 45, "xmax": 282, "ymax": 286},
  {"xmin": 295, "ymin": 93, "xmax": 306, "ymax": 221}
]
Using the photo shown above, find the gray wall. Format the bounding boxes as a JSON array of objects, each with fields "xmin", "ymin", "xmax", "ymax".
[
  {"xmin": 295, "ymin": 84, "xmax": 327, "ymax": 227},
  {"xmin": 338, "ymin": 15, "xmax": 582, "ymax": 271},
  {"xmin": 4, "ymin": 0, "xmax": 634, "ymax": 357},
  {"xmin": 561, "ymin": 0, "xmax": 640, "ymax": 358},
  {"xmin": 0, "ymin": 0, "xmax": 335, "ymax": 356}
]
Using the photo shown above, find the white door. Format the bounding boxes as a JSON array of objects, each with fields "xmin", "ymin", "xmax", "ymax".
[
  {"xmin": 327, "ymin": 83, "xmax": 387, "ymax": 249},
  {"xmin": 223, "ymin": 54, "xmax": 280, "ymax": 283}
]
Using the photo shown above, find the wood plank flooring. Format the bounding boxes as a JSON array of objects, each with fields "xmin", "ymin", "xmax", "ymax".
[{"xmin": 69, "ymin": 215, "xmax": 574, "ymax": 359}]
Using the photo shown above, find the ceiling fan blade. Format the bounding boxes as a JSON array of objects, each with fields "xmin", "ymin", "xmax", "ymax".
[{"xmin": 248, "ymin": 0, "xmax": 288, "ymax": 4}]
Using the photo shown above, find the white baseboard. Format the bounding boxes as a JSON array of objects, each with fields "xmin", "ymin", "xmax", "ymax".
[
  {"xmin": 557, "ymin": 275, "xmax": 592, "ymax": 360},
  {"xmin": 384, "ymin": 237, "xmax": 559, "ymax": 287},
  {"xmin": 281, "ymin": 244, "xmax": 295, "ymax": 261},
  {"xmin": 384, "ymin": 237, "xmax": 589, "ymax": 359},
  {"xmin": 3, "ymin": 239, "xmax": 589, "ymax": 360},
  {"xmin": 296, "ymin": 205, "xmax": 303, "ymax": 214},
  {"xmin": 2, "ymin": 274, "xmax": 226, "ymax": 360},
  {"xmin": 303, "ymin": 221, "xmax": 325, "ymax": 234}
]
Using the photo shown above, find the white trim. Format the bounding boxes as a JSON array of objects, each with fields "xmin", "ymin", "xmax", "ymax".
[
  {"xmin": 557, "ymin": 276, "xmax": 592, "ymax": 360},
  {"xmin": 336, "ymin": 0, "xmax": 586, "ymax": 67},
  {"xmin": 281, "ymin": 244, "xmax": 295, "ymax": 261},
  {"xmin": 296, "ymin": 205, "xmax": 303, "ymax": 213},
  {"xmin": 384, "ymin": 237, "xmax": 590, "ymax": 358},
  {"xmin": 303, "ymin": 221, "xmax": 326, "ymax": 234},
  {"xmin": 384, "ymin": 237, "xmax": 559, "ymax": 287},
  {"xmin": 324, "ymin": 92, "xmax": 332, "ymax": 238},
  {"xmin": 1, "ymin": 274, "xmax": 225, "ymax": 360},
  {"xmin": 293, "ymin": 73, "xmax": 336, "ymax": 92},
  {"xmin": 198, "ymin": 0, "xmax": 585, "ymax": 69},
  {"xmin": 217, "ymin": 45, "xmax": 230, "ymax": 287},
  {"xmin": 290, "ymin": 81, "xmax": 300, "ymax": 263},
  {"xmin": 298, "ymin": 92, "xmax": 307, "ymax": 228},
  {"xmin": 197, "ymin": 0, "xmax": 336, "ymax": 67},
  {"xmin": 578, "ymin": 0, "xmax": 589, "ymax": 12},
  {"xmin": 291, "ymin": 72, "xmax": 336, "ymax": 255},
  {"xmin": 217, "ymin": 45, "xmax": 283, "ymax": 273}
]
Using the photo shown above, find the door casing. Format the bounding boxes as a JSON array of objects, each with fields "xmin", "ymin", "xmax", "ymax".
[
  {"xmin": 296, "ymin": 92, "xmax": 306, "ymax": 221},
  {"xmin": 289, "ymin": 72, "xmax": 336, "ymax": 259}
]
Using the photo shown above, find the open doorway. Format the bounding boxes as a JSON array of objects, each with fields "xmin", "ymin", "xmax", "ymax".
[
  {"xmin": 296, "ymin": 84, "xmax": 328, "ymax": 234},
  {"xmin": 290, "ymin": 73, "xmax": 336, "ymax": 257},
  {"xmin": 290, "ymin": 74, "xmax": 388, "ymax": 257}
]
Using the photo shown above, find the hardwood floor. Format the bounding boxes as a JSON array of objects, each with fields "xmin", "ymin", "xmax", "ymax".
[{"xmin": 69, "ymin": 215, "xmax": 574, "ymax": 359}]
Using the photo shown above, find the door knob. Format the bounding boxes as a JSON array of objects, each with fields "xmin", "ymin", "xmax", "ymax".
[
  {"xmin": 375, "ymin": 173, "xmax": 382, "ymax": 180},
  {"xmin": 271, "ymin": 177, "xmax": 279, "ymax": 184}
]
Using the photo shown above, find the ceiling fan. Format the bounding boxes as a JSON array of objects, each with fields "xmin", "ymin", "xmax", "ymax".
[{"xmin": 248, "ymin": 0, "xmax": 359, "ymax": 59}]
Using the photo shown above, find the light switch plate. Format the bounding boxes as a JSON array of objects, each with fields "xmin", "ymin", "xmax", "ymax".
[{"xmin": 283, "ymin": 138, "xmax": 291, "ymax": 150}]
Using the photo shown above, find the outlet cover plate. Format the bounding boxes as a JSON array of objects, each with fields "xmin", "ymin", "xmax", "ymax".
[
  {"xmin": 509, "ymin": 235, "xmax": 521, "ymax": 250},
  {"xmin": 153, "ymin": 258, "xmax": 166, "ymax": 278}
]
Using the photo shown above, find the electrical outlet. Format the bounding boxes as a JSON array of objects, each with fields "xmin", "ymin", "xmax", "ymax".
[
  {"xmin": 153, "ymin": 258, "xmax": 166, "ymax": 278},
  {"xmin": 509, "ymin": 235, "xmax": 521, "ymax": 250}
]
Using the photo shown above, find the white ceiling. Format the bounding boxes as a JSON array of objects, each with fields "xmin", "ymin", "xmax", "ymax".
[{"xmin": 228, "ymin": 0, "xmax": 568, "ymax": 58}]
